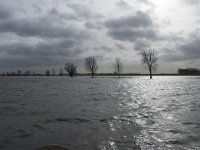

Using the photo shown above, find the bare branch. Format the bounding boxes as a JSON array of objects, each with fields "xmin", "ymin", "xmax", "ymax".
[
  {"xmin": 114, "ymin": 58, "xmax": 123, "ymax": 77},
  {"xmin": 140, "ymin": 49, "xmax": 158, "ymax": 79},
  {"xmin": 85, "ymin": 57, "xmax": 98, "ymax": 77},
  {"xmin": 65, "ymin": 63, "xmax": 77, "ymax": 77}
]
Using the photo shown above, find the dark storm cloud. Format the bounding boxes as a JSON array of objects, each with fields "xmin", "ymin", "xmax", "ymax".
[
  {"xmin": 0, "ymin": 17, "xmax": 88, "ymax": 39},
  {"xmin": 179, "ymin": 38, "xmax": 200, "ymax": 59},
  {"xmin": 0, "ymin": 1, "xmax": 94, "ymax": 70},
  {"xmin": 0, "ymin": 4, "xmax": 90, "ymax": 40},
  {"xmin": 0, "ymin": 55, "xmax": 57, "ymax": 68},
  {"xmin": 104, "ymin": 11, "xmax": 158, "ymax": 42},
  {"xmin": 0, "ymin": 39, "xmax": 83, "ymax": 68},
  {"xmin": 105, "ymin": 11, "xmax": 153, "ymax": 28},
  {"xmin": 162, "ymin": 37, "xmax": 200, "ymax": 62},
  {"xmin": 2, "ymin": 40, "xmax": 77, "ymax": 57},
  {"xmin": 66, "ymin": 3, "xmax": 103, "ymax": 20},
  {"xmin": 68, "ymin": 3, "xmax": 91, "ymax": 18},
  {"xmin": 49, "ymin": 8, "xmax": 78, "ymax": 20},
  {"xmin": 0, "ymin": 6, "xmax": 12, "ymax": 19},
  {"xmin": 107, "ymin": 28, "xmax": 157, "ymax": 42},
  {"xmin": 85, "ymin": 21, "xmax": 102, "ymax": 30},
  {"xmin": 32, "ymin": 4, "xmax": 42, "ymax": 13}
]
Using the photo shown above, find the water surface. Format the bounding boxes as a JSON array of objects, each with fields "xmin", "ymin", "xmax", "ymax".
[{"xmin": 0, "ymin": 76, "xmax": 200, "ymax": 150}]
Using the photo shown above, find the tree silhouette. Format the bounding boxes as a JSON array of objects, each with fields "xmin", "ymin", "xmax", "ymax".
[
  {"xmin": 141, "ymin": 49, "xmax": 158, "ymax": 79},
  {"xmin": 17, "ymin": 70, "xmax": 22, "ymax": 76},
  {"xmin": 65, "ymin": 63, "xmax": 77, "ymax": 77},
  {"xmin": 85, "ymin": 57, "xmax": 98, "ymax": 78},
  {"xmin": 59, "ymin": 68, "xmax": 64, "ymax": 76},
  {"xmin": 25, "ymin": 70, "xmax": 30, "ymax": 76},
  {"xmin": 52, "ymin": 68, "xmax": 56, "ymax": 76},
  {"xmin": 114, "ymin": 58, "xmax": 123, "ymax": 78},
  {"xmin": 45, "ymin": 70, "xmax": 50, "ymax": 76}
]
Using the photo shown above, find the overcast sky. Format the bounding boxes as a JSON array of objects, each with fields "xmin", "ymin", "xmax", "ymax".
[{"xmin": 0, "ymin": 0, "xmax": 200, "ymax": 73}]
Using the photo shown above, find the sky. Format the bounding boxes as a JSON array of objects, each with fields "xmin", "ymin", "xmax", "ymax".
[{"xmin": 0, "ymin": 0, "xmax": 200, "ymax": 74}]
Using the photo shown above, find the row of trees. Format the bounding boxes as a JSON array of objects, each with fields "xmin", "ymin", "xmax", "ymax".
[
  {"xmin": 65, "ymin": 49, "xmax": 158, "ymax": 79},
  {"xmin": 45, "ymin": 68, "xmax": 64, "ymax": 76},
  {"xmin": 64, "ymin": 56, "xmax": 98, "ymax": 77},
  {"xmin": 0, "ymin": 49, "xmax": 158, "ymax": 79},
  {"xmin": 3, "ymin": 70, "xmax": 58, "ymax": 76}
]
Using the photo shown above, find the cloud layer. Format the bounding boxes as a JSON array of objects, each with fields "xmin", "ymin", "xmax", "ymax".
[{"xmin": 0, "ymin": 0, "xmax": 200, "ymax": 73}]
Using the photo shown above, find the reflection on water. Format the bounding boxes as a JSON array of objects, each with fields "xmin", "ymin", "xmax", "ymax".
[{"xmin": 0, "ymin": 76, "xmax": 200, "ymax": 150}]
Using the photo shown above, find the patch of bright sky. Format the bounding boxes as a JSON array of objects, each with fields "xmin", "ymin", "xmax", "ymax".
[{"xmin": 151, "ymin": 0, "xmax": 199, "ymax": 36}]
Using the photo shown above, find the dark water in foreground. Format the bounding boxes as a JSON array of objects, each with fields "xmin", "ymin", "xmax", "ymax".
[{"xmin": 0, "ymin": 76, "xmax": 200, "ymax": 150}]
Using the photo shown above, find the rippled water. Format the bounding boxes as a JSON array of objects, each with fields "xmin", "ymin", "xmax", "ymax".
[{"xmin": 0, "ymin": 76, "xmax": 200, "ymax": 150}]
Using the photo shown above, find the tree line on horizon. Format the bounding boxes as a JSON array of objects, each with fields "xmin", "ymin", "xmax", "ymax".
[{"xmin": 0, "ymin": 49, "xmax": 158, "ymax": 79}]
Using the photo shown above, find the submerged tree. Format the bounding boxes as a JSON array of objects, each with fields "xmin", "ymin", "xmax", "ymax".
[
  {"xmin": 85, "ymin": 57, "xmax": 98, "ymax": 78},
  {"xmin": 59, "ymin": 68, "xmax": 64, "ymax": 76},
  {"xmin": 114, "ymin": 58, "xmax": 123, "ymax": 78},
  {"xmin": 17, "ymin": 70, "xmax": 22, "ymax": 76},
  {"xmin": 45, "ymin": 70, "xmax": 50, "ymax": 76},
  {"xmin": 52, "ymin": 68, "xmax": 56, "ymax": 76},
  {"xmin": 141, "ymin": 49, "xmax": 158, "ymax": 79},
  {"xmin": 65, "ymin": 63, "xmax": 77, "ymax": 77},
  {"xmin": 25, "ymin": 70, "xmax": 31, "ymax": 76}
]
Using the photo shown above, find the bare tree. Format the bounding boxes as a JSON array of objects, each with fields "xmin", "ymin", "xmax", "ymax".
[
  {"xmin": 141, "ymin": 49, "xmax": 158, "ymax": 79},
  {"xmin": 25, "ymin": 70, "xmax": 31, "ymax": 76},
  {"xmin": 45, "ymin": 70, "xmax": 50, "ymax": 76},
  {"xmin": 52, "ymin": 68, "xmax": 56, "ymax": 76},
  {"xmin": 59, "ymin": 68, "xmax": 64, "ymax": 76},
  {"xmin": 85, "ymin": 57, "xmax": 98, "ymax": 78},
  {"xmin": 114, "ymin": 58, "xmax": 123, "ymax": 78},
  {"xmin": 17, "ymin": 70, "xmax": 22, "ymax": 76},
  {"xmin": 12, "ymin": 72, "xmax": 16, "ymax": 76},
  {"xmin": 65, "ymin": 63, "xmax": 77, "ymax": 77}
]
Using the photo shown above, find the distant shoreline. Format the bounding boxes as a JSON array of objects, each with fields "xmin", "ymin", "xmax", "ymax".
[{"xmin": 1, "ymin": 74, "xmax": 200, "ymax": 77}]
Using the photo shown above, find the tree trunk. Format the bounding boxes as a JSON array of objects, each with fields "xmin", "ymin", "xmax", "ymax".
[
  {"xmin": 70, "ymin": 72, "xmax": 73, "ymax": 77},
  {"xmin": 91, "ymin": 68, "xmax": 94, "ymax": 78},
  {"xmin": 149, "ymin": 69, "xmax": 152, "ymax": 79}
]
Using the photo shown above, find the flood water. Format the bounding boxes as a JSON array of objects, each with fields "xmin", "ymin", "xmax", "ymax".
[{"xmin": 0, "ymin": 76, "xmax": 200, "ymax": 150}]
